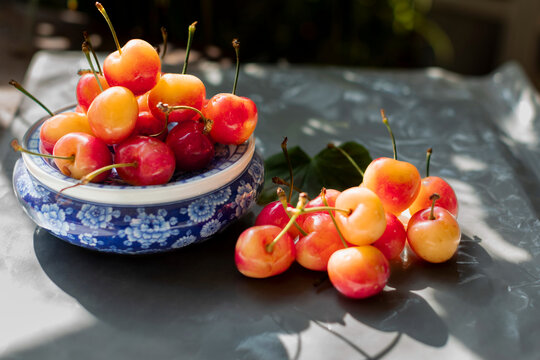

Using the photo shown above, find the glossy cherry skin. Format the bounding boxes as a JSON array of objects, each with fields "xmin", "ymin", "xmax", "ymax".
[
  {"xmin": 148, "ymin": 73, "xmax": 206, "ymax": 123},
  {"xmin": 255, "ymin": 200, "xmax": 306, "ymax": 239},
  {"xmin": 235, "ymin": 225, "xmax": 295, "ymax": 278},
  {"xmin": 40, "ymin": 112, "xmax": 94, "ymax": 154},
  {"xmin": 334, "ymin": 187, "xmax": 387, "ymax": 246},
  {"xmin": 76, "ymin": 73, "xmax": 109, "ymax": 112},
  {"xmin": 295, "ymin": 212, "xmax": 347, "ymax": 271},
  {"xmin": 407, "ymin": 206, "xmax": 461, "ymax": 263},
  {"xmin": 371, "ymin": 212, "xmax": 407, "ymax": 260},
  {"xmin": 304, "ymin": 189, "xmax": 341, "ymax": 214},
  {"xmin": 327, "ymin": 246, "xmax": 390, "ymax": 299},
  {"xmin": 362, "ymin": 157, "xmax": 421, "ymax": 215},
  {"xmin": 165, "ymin": 121, "xmax": 214, "ymax": 172},
  {"xmin": 114, "ymin": 136, "xmax": 175, "ymax": 186},
  {"xmin": 103, "ymin": 39, "xmax": 161, "ymax": 96},
  {"xmin": 203, "ymin": 93, "xmax": 258, "ymax": 145},
  {"xmin": 87, "ymin": 86, "xmax": 138, "ymax": 145},
  {"xmin": 409, "ymin": 176, "xmax": 458, "ymax": 217},
  {"xmin": 52, "ymin": 132, "xmax": 112, "ymax": 182}
]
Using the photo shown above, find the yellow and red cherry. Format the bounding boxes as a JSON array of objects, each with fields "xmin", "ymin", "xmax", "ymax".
[
  {"xmin": 114, "ymin": 136, "xmax": 175, "ymax": 186},
  {"xmin": 255, "ymin": 200, "xmax": 306, "ymax": 239},
  {"xmin": 304, "ymin": 188, "xmax": 341, "ymax": 214},
  {"xmin": 371, "ymin": 212, "xmax": 407, "ymax": 260},
  {"xmin": 166, "ymin": 120, "xmax": 214, "ymax": 172},
  {"xmin": 334, "ymin": 186, "xmax": 387, "ymax": 246},
  {"xmin": 407, "ymin": 194, "xmax": 461, "ymax": 263},
  {"xmin": 295, "ymin": 212, "xmax": 347, "ymax": 271},
  {"xmin": 327, "ymin": 245, "xmax": 390, "ymax": 299},
  {"xmin": 76, "ymin": 72, "xmax": 109, "ymax": 113},
  {"xmin": 203, "ymin": 39, "xmax": 258, "ymax": 145},
  {"xmin": 52, "ymin": 132, "xmax": 113, "ymax": 182},
  {"xmin": 235, "ymin": 225, "xmax": 296, "ymax": 279},
  {"xmin": 96, "ymin": 3, "xmax": 160, "ymax": 96},
  {"xmin": 40, "ymin": 112, "xmax": 94, "ymax": 154},
  {"xmin": 362, "ymin": 110, "xmax": 421, "ymax": 215},
  {"xmin": 409, "ymin": 148, "xmax": 458, "ymax": 217},
  {"xmin": 87, "ymin": 86, "xmax": 138, "ymax": 145},
  {"xmin": 148, "ymin": 22, "xmax": 205, "ymax": 123}
]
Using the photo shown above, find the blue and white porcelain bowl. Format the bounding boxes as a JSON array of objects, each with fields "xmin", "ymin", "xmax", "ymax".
[{"xmin": 13, "ymin": 112, "xmax": 264, "ymax": 254}]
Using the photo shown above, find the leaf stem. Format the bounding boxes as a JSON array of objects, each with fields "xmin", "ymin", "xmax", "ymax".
[{"xmin": 327, "ymin": 143, "xmax": 364, "ymax": 177}]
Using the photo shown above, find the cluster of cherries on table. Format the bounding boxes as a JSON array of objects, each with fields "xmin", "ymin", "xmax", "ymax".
[
  {"xmin": 235, "ymin": 111, "xmax": 460, "ymax": 300},
  {"xmin": 13, "ymin": 3, "xmax": 257, "ymax": 187}
]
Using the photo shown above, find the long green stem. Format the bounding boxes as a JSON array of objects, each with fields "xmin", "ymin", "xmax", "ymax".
[
  {"xmin": 271, "ymin": 177, "xmax": 305, "ymax": 195},
  {"xmin": 161, "ymin": 26, "xmax": 168, "ymax": 61},
  {"xmin": 9, "ymin": 80, "xmax": 54, "ymax": 116},
  {"xmin": 232, "ymin": 38, "xmax": 240, "ymax": 95},
  {"xmin": 96, "ymin": 2, "xmax": 122, "ymax": 54},
  {"xmin": 426, "ymin": 147, "xmax": 432, "ymax": 177},
  {"xmin": 327, "ymin": 143, "xmax": 364, "ymax": 177},
  {"xmin": 321, "ymin": 188, "xmax": 348, "ymax": 248},
  {"xmin": 281, "ymin": 137, "xmax": 295, "ymax": 203},
  {"xmin": 83, "ymin": 31, "xmax": 102, "ymax": 74},
  {"xmin": 82, "ymin": 41, "xmax": 103, "ymax": 92},
  {"xmin": 156, "ymin": 102, "xmax": 212, "ymax": 133},
  {"xmin": 277, "ymin": 187, "xmax": 307, "ymax": 237},
  {"xmin": 266, "ymin": 193, "xmax": 308, "ymax": 253},
  {"xmin": 11, "ymin": 139, "xmax": 74, "ymax": 161},
  {"xmin": 182, "ymin": 21, "xmax": 197, "ymax": 74},
  {"xmin": 380, "ymin": 109, "xmax": 397, "ymax": 160}
]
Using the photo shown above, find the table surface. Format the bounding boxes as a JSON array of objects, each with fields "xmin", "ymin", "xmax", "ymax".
[{"xmin": 1, "ymin": 51, "xmax": 540, "ymax": 360}]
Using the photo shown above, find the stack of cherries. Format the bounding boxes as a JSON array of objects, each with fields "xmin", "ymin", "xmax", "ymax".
[
  {"xmin": 12, "ymin": 3, "xmax": 257, "ymax": 187},
  {"xmin": 235, "ymin": 110, "xmax": 460, "ymax": 300}
]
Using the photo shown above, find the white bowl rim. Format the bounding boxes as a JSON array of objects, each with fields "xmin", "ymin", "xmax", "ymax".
[{"xmin": 21, "ymin": 109, "xmax": 256, "ymax": 205}]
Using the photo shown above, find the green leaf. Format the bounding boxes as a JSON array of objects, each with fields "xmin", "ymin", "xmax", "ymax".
[{"xmin": 258, "ymin": 141, "xmax": 372, "ymax": 205}]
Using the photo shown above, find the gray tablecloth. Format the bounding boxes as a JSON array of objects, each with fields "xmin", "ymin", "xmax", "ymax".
[{"xmin": 1, "ymin": 51, "xmax": 539, "ymax": 360}]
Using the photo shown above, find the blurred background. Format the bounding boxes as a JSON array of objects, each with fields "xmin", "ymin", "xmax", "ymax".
[{"xmin": 1, "ymin": 0, "xmax": 539, "ymax": 124}]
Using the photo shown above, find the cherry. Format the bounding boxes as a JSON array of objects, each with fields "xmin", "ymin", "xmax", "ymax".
[
  {"xmin": 148, "ymin": 22, "xmax": 206, "ymax": 124},
  {"xmin": 327, "ymin": 245, "xmax": 390, "ymax": 299},
  {"xmin": 96, "ymin": 2, "xmax": 160, "ymax": 96},
  {"xmin": 304, "ymin": 188, "xmax": 341, "ymax": 214},
  {"xmin": 40, "ymin": 111, "xmax": 94, "ymax": 154},
  {"xmin": 371, "ymin": 212, "xmax": 407, "ymax": 260},
  {"xmin": 362, "ymin": 110, "xmax": 421, "ymax": 215},
  {"xmin": 76, "ymin": 72, "xmax": 109, "ymax": 113},
  {"xmin": 295, "ymin": 212, "xmax": 347, "ymax": 271},
  {"xmin": 114, "ymin": 136, "xmax": 175, "ymax": 186},
  {"xmin": 87, "ymin": 86, "xmax": 138, "ymax": 145},
  {"xmin": 255, "ymin": 200, "xmax": 306, "ymax": 239},
  {"xmin": 132, "ymin": 92, "xmax": 168, "ymax": 141},
  {"xmin": 166, "ymin": 120, "xmax": 214, "ymax": 172},
  {"xmin": 334, "ymin": 186, "xmax": 387, "ymax": 246},
  {"xmin": 407, "ymin": 194, "xmax": 461, "ymax": 263},
  {"xmin": 203, "ymin": 39, "xmax": 258, "ymax": 145},
  {"xmin": 409, "ymin": 148, "xmax": 458, "ymax": 217}
]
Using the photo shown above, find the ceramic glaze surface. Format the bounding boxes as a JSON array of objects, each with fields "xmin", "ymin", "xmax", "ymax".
[{"xmin": 13, "ymin": 152, "xmax": 264, "ymax": 253}]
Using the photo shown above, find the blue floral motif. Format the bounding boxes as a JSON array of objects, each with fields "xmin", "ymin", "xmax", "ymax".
[
  {"xmin": 248, "ymin": 158, "xmax": 264, "ymax": 182},
  {"xmin": 209, "ymin": 187, "xmax": 232, "ymax": 206},
  {"xmin": 78, "ymin": 233, "xmax": 103, "ymax": 247},
  {"xmin": 234, "ymin": 182, "xmax": 255, "ymax": 217},
  {"xmin": 76, "ymin": 204, "xmax": 121, "ymax": 229},
  {"xmin": 17, "ymin": 176, "xmax": 49, "ymax": 200},
  {"xmin": 200, "ymin": 219, "xmax": 222, "ymax": 238},
  {"xmin": 187, "ymin": 198, "xmax": 216, "ymax": 223},
  {"xmin": 171, "ymin": 230, "xmax": 197, "ymax": 248},
  {"xmin": 119, "ymin": 208, "xmax": 179, "ymax": 249},
  {"xmin": 36, "ymin": 203, "xmax": 72, "ymax": 236}
]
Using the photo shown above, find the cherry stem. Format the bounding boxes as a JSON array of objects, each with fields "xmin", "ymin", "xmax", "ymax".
[
  {"xmin": 299, "ymin": 206, "xmax": 352, "ymax": 216},
  {"xmin": 156, "ymin": 102, "xmax": 213, "ymax": 133},
  {"xmin": 82, "ymin": 41, "xmax": 103, "ymax": 92},
  {"xmin": 380, "ymin": 109, "xmax": 397, "ymax": 160},
  {"xmin": 95, "ymin": 2, "xmax": 122, "ymax": 55},
  {"xmin": 277, "ymin": 187, "xmax": 307, "ymax": 237},
  {"xmin": 160, "ymin": 26, "xmax": 168, "ymax": 61},
  {"xmin": 426, "ymin": 147, "xmax": 432, "ymax": 177},
  {"xmin": 281, "ymin": 137, "xmax": 295, "ymax": 203},
  {"xmin": 9, "ymin": 80, "xmax": 54, "ymax": 116},
  {"xmin": 232, "ymin": 38, "xmax": 240, "ymax": 95},
  {"xmin": 321, "ymin": 188, "xmax": 348, "ymax": 248},
  {"xmin": 60, "ymin": 162, "xmax": 138, "ymax": 193},
  {"xmin": 327, "ymin": 143, "xmax": 364, "ymax": 177},
  {"xmin": 182, "ymin": 21, "xmax": 197, "ymax": 75},
  {"xmin": 429, "ymin": 193, "xmax": 440, "ymax": 220},
  {"xmin": 11, "ymin": 139, "xmax": 74, "ymax": 161},
  {"xmin": 83, "ymin": 31, "xmax": 102, "ymax": 75},
  {"xmin": 266, "ymin": 192, "xmax": 308, "ymax": 253},
  {"xmin": 271, "ymin": 177, "xmax": 305, "ymax": 195}
]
